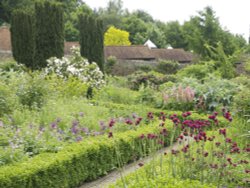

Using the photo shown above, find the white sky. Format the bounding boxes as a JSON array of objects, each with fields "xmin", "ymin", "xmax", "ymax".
[{"xmin": 82, "ymin": 0, "xmax": 250, "ymax": 41}]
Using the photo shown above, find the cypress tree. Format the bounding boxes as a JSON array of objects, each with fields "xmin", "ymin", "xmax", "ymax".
[
  {"xmin": 79, "ymin": 14, "xmax": 104, "ymax": 72},
  {"xmin": 10, "ymin": 9, "xmax": 35, "ymax": 69},
  {"xmin": 34, "ymin": 1, "xmax": 64, "ymax": 68}
]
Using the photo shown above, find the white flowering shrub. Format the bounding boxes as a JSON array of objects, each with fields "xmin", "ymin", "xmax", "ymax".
[{"xmin": 45, "ymin": 46, "xmax": 105, "ymax": 89}]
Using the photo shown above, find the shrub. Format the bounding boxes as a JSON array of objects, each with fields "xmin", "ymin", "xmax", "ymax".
[
  {"xmin": 177, "ymin": 62, "xmax": 215, "ymax": 80},
  {"xmin": 155, "ymin": 60, "xmax": 180, "ymax": 74},
  {"xmin": 105, "ymin": 56, "xmax": 117, "ymax": 75},
  {"xmin": 45, "ymin": 47, "xmax": 105, "ymax": 89},
  {"xmin": 128, "ymin": 71, "xmax": 175, "ymax": 90},
  {"xmin": 233, "ymin": 88, "xmax": 250, "ymax": 117},
  {"xmin": 16, "ymin": 73, "xmax": 48, "ymax": 108},
  {"xmin": 10, "ymin": 9, "xmax": 35, "ymax": 69}
]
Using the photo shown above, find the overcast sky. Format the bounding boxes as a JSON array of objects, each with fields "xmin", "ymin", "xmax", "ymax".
[{"xmin": 82, "ymin": 0, "xmax": 249, "ymax": 41}]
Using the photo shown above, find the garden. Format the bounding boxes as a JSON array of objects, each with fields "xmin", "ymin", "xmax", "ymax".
[
  {"xmin": 0, "ymin": 44, "xmax": 249, "ymax": 187},
  {"xmin": 0, "ymin": 0, "xmax": 250, "ymax": 188}
]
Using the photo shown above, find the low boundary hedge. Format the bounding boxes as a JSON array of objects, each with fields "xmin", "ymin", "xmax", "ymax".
[{"xmin": 0, "ymin": 111, "xmax": 228, "ymax": 188}]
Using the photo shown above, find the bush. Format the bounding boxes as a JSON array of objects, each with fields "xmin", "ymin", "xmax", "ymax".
[
  {"xmin": 16, "ymin": 73, "xmax": 48, "ymax": 108},
  {"xmin": 128, "ymin": 71, "xmax": 176, "ymax": 90},
  {"xmin": 45, "ymin": 47, "xmax": 105, "ymax": 89},
  {"xmin": 233, "ymin": 88, "xmax": 250, "ymax": 116},
  {"xmin": 155, "ymin": 60, "xmax": 180, "ymax": 74},
  {"xmin": 177, "ymin": 62, "xmax": 215, "ymax": 80},
  {"xmin": 105, "ymin": 56, "xmax": 117, "ymax": 75}
]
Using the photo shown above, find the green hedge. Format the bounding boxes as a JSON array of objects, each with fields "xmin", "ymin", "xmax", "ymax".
[{"xmin": 0, "ymin": 112, "xmax": 228, "ymax": 188}]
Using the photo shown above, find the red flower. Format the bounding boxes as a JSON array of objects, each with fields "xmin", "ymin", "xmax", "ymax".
[{"xmin": 108, "ymin": 132, "xmax": 113, "ymax": 138}]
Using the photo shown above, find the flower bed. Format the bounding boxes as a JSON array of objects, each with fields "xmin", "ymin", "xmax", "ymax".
[{"xmin": 0, "ymin": 111, "xmax": 228, "ymax": 187}]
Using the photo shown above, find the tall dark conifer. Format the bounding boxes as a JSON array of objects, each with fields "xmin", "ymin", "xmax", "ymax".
[
  {"xmin": 10, "ymin": 9, "xmax": 35, "ymax": 69},
  {"xmin": 34, "ymin": 1, "xmax": 64, "ymax": 68},
  {"xmin": 79, "ymin": 14, "xmax": 104, "ymax": 72}
]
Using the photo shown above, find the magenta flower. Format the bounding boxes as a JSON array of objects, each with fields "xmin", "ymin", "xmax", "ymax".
[
  {"xmin": 219, "ymin": 128, "xmax": 226, "ymax": 137},
  {"xmin": 109, "ymin": 119, "xmax": 115, "ymax": 128}
]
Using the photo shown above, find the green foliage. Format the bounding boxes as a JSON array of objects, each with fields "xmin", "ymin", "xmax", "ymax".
[
  {"xmin": 177, "ymin": 62, "xmax": 215, "ymax": 80},
  {"xmin": 128, "ymin": 71, "xmax": 176, "ymax": 90},
  {"xmin": 34, "ymin": 0, "xmax": 64, "ymax": 68},
  {"xmin": 16, "ymin": 73, "xmax": 48, "ymax": 109},
  {"xmin": 10, "ymin": 9, "xmax": 35, "ymax": 69},
  {"xmin": 79, "ymin": 14, "xmax": 104, "ymax": 72},
  {"xmin": 174, "ymin": 76, "xmax": 239, "ymax": 112},
  {"xmin": 0, "ymin": 59, "xmax": 24, "ymax": 72},
  {"xmin": 0, "ymin": 82, "xmax": 15, "ymax": 116},
  {"xmin": 105, "ymin": 56, "xmax": 117, "ymax": 75},
  {"xmin": 110, "ymin": 171, "xmax": 216, "ymax": 188},
  {"xmin": 93, "ymin": 85, "xmax": 139, "ymax": 105},
  {"xmin": 233, "ymin": 88, "xmax": 250, "ymax": 117},
  {"xmin": 156, "ymin": 60, "xmax": 180, "ymax": 74},
  {"xmin": 244, "ymin": 60, "xmax": 250, "ymax": 75}
]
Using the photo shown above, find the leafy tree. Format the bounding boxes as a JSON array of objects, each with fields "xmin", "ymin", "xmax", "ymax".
[
  {"xmin": 131, "ymin": 10, "xmax": 154, "ymax": 23},
  {"xmin": 10, "ymin": 9, "xmax": 35, "ymax": 69},
  {"xmin": 0, "ymin": 0, "xmax": 33, "ymax": 23},
  {"xmin": 146, "ymin": 23, "xmax": 166, "ymax": 48},
  {"xmin": 164, "ymin": 21, "xmax": 187, "ymax": 49},
  {"xmin": 104, "ymin": 26, "xmax": 131, "ymax": 46},
  {"xmin": 183, "ymin": 6, "xmax": 246, "ymax": 58},
  {"xmin": 121, "ymin": 15, "xmax": 148, "ymax": 44},
  {"xmin": 97, "ymin": 0, "xmax": 124, "ymax": 30},
  {"xmin": 34, "ymin": 1, "xmax": 64, "ymax": 68}
]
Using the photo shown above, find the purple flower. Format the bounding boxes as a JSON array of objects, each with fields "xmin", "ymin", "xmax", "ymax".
[
  {"xmin": 72, "ymin": 120, "xmax": 79, "ymax": 127},
  {"xmin": 50, "ymin": 122, "xmax": 57, "ymax": 129},
  {"xmin": 76, "ymin": 136, "xmax": 82, "ymax": 142},
  {"xmin": 79, "ymin": 112, "xmax": 84, "ymax": 117}
]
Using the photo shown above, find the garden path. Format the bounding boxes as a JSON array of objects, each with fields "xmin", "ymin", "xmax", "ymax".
[{"xmin": 79, "ymin": 141, "xmax": 182, "ymax": 188}]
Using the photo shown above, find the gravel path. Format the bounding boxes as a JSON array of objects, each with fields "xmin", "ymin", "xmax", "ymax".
[{"xmin": 79, "ymin": 142, "xmax": 181, "ymax": 188}]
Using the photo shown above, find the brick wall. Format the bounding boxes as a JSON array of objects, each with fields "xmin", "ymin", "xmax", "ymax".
[{"xmin": 0, "ymin": 26, "xmax": 12, "ymax": 52}]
